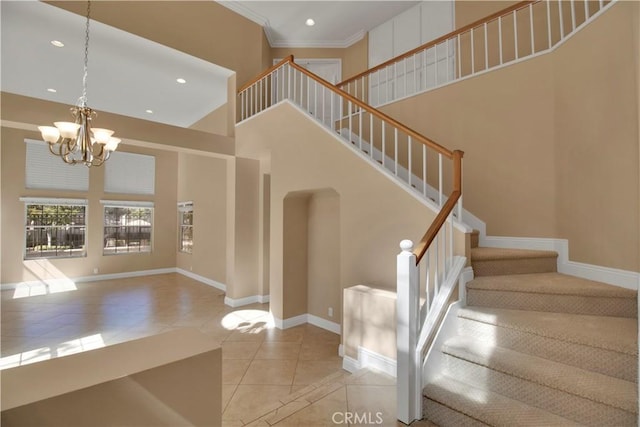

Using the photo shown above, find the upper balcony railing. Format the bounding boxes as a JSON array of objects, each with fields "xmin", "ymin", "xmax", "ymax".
[{"xmin": 337, "ymin": 0, "xmax": 615, "ymax": 107}]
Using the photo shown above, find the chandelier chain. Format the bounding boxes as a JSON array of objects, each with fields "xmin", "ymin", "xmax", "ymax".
[{"xmin": 80, "ymin": 0, "xmax": 91, "ymax": 107}]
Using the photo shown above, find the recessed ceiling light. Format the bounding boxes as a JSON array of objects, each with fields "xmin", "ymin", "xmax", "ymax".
[
  {"xmin": 305, "ymin": 18, "xmax": 315, "ymax": 27},
  {"xmin": 50, "ymin": 40, "xmax": 64, "ymax": 48},
  {"xmin": 145, "ymin": 109, "xmax": 153, "ymax": 114},
  {"xmin": 176, "ymin": 78, "xmax": 186, "ymax": 84},
  {"xmin": 47, "ymin": 88, "xmax": 57, "ymax": 93}
]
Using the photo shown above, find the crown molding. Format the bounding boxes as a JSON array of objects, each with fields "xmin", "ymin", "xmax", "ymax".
[{"xmin": 269, "ymin": 29, "xmax": 366, "ymax": 49}]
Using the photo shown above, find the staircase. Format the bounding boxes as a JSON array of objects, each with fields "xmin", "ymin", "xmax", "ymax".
[{"xmin": 423, "ymin": 232, "xmax": 638, "ymax": 426}]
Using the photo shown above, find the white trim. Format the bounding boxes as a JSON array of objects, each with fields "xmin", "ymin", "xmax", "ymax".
[
  {"xmin": 481, "ymin": 236, "xmax": 639, "ymax": 290},
  {"xmin": 100, "ymin": 200, "xmax": 154, "ymax": 208},
  {"xmin": 175, "ymin": 268, "xmax": 226, "ymax": 292},
  {"xmin": 341, "ymin": 347, "xmax": 398, "ymax": 377},
  {"xmin": 224, "ymin": 294, "xmax": 270, "ymax": 308},
  {"xmin": 338, "ymin": 344, "xmax": 345, "ymax": 357},
  {"xmin": 272, "ymin": 313, "xmax": 341, "ymax": 334},
  {"xmin": 1, "ymin": 268, "xmax": 175, "ymax": 291},
  {"xmin": 422, "ymin": 300, "xmax": 463, "ymax": 386},
  {"xmin": 342, "ymin": 354, "xmax": 361, "ymax": 374},
  {"xmin": 177, "ymin": 201, "xmax": 193, "ymax": 212},
  {"xmin": 459, "ymin": 266, "xmax": 475, "ymax": 306},
  {"xmin": 307, "ymin": 314, "xmax": 341, "ymax": 334},
  {"xmin": 19, "ymin": 197, "xmax": 88, "ymax": 205}
]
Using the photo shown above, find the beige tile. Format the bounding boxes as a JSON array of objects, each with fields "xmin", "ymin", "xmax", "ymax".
[
  {"xmin": 272, "ymin": 387, "xmax": 348, "ymax": 426},
  {"xmin": 222, "ymin": 341, "xmax": 261, "ymax": 359},
  {"xmin": 292, "ymin": 359, "xmax": 343, "ymax": 385},
  {"xmin": 221, "ymin": 384, "xmax": 238, "ymax": 411},
  {"xmin": 264, "ymin": 327, "xmax": 305, "ymax": 343},
  {"xmin": 263, "ymin": 399, "xmax": 311, "ymax": 425},
  {"xmin": 222, "ymin": 359, "xmax": 251, "ymax": 385},
  {"xmin": 298, "ymin": 341, "xmax": 341, "ymax": 361},
  {"xmin": 301, "ymin": 381, "xmax": 344, "ymax": 403},
  {"xmin": 346, "ymin": 384, "xmax": 397, "ymax": 427},
  {"xmin": 241, "ymin": 359, "xmax": 298, "ymax": 385},
  {"xmin": 280, "ymin": 384, "xmax": 317, "ymax": 405},
  {"xmin": 223, "ymin": 385, "xmax": 291, "ymax": 425},
  {"xmin": 344, "ymin": 370, "xmax": 396, "ymax": 386},
  {"xmin": 255, "ymin": 341, "xmax": 302, "ymax": 360}
]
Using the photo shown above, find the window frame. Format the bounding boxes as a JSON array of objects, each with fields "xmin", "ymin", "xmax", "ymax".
[
  {"xmin": 178, "ymin": 202, "xmax": 193, "ymax": 254},
  {"xmin": 101, "ymin": 200, "xmax": 154, "ymax": 256},
  {"xmin": 21, "ymin": 197, "xmax": 88, "ymax": 260}
]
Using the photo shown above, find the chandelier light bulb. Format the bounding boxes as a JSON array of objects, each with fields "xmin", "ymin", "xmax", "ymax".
[
  {"xmin": 91, "ymin": 128, "xmax": 115, "ymax": 144},
  {"xmin": 38, "ymin": 126, "xmax": 61, "ymax": 144}
]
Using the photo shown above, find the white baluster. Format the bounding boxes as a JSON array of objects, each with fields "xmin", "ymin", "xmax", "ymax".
[
  {"xmin": 348, "ymin": 101, "xmax": 353, "ymax": 141},
  {"xmin": 438, "ymin": 154, "xmax": 443, "ymax": 207},
  {"xmin": 446, "ymin": 40, "xmax": 451, "ymax": 82},
  {"xmin": 361, "ymin": 77, "xmax": 365, "ymax": 103},
  {"xmin": 422, "ymin": 144, "xmax": 427, "ymax": 197},
  {"xmin": 408, "ymin": 136, "xmax": 412, "ymax": 188},
  {"xmin": 457, "ymin": 35, "xmax": 462, "ymax": 78},
  {"xmin": 382, "ymin": 122, "xmax": 386, "ymax": 169},
  {"xmin": 559, "ymin": 0, "xmax": 565, "ymax": 39},
  {"xmin": 359, "ymin": 107, "xmax": 363, "ymax": 150},
  {"xmin": 470, "ymin": 28, "xmax": 475, "ymax": 75},
  {"xmin": 499, "ymin": 16, "xmax": 504, "ymax": 64},
  {"xmin": 484, "ymin": 23, "xmax": 489, "ymax": 70},
  {"xmin": 584, "ymin": 0, "xmax": 589, "ymax": 20},
  {"xmin": 394, "ymin": 128, "xmax": 399, "ymax": 176},
  {"xmin": 514, "ymin": 10, "xmax": 519, "ymax": 60},
  {"xmin": 530, "ymin": 3, "xmax": 535, "ymax": 55},
  {"xmin": 570, "ymin": 0, "xmax": 576, "ymax": 30},
  {"xmin": 404, "ymin": 59, "xmax": 407, "ymax": 97},
  {"xmin": 547, "ymin": 0, "xmax": 552, "ymax": 49}
]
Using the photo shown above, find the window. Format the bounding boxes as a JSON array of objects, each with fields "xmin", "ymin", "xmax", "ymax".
[
  {"xmin": 21, "ymin": 198, "xmax": 88, "ymax": 259},
  {"xmin": 104, "ymin": 152, "xmax": 155, "ymax": 195},
  {"xmin": 178, "ymin": 202, "xmax": 193, "ymax": 253},
  {"xmin": 102, "ymin": 201, "xmax": 153, "ymax": 255}
]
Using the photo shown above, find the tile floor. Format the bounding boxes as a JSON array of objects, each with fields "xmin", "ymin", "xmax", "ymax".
[{"xmin": 1, "ymin": 273, "xmax": 434, "ymax": 426}]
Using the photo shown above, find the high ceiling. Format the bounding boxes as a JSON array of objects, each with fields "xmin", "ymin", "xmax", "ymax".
[
  {"xmin": 1, "ymin": 1, "xmax": 418, "ymax": 129},
  {"xmin": 218, "ymin": 1, "xmax": 420, "ymax": 48}
]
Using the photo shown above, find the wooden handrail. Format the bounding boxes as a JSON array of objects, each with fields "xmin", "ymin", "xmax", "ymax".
[
  {"xmin": 238, "ymin": 55, "xmax": 294, "ymax": 93},
  {"xmin": 284, "ymin": 60, "xmax": 454, "ymax": 159},
  {"xmin": 337, "ymin": 0, "xmax": 535, "ymax": 87},
  {"xmin": 412, "ymin": 150, "xmax": 463, "ymax": 263}
]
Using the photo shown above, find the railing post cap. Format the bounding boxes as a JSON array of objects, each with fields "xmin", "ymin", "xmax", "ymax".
[{"xmin": 400, "ymin": 240, "xmax": 414, "ymax": 252}]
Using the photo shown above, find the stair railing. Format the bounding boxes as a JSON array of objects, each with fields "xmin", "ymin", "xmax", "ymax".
[
  {"xmin": 238, "ymin": 56, "xmax": 466, "ymax": 425},
  {"xmin": 338, "ymin": 0, "xmax": 615, "ymax": 107}
]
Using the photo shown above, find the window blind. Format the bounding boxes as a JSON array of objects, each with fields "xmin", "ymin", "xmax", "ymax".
[
  {"xmin": 104, "ymin": 151, "xmax": 155, "ymax": 195},
  {"xmin": 25, "ymin": 139, "xmax": 89, "ymax": 191}
]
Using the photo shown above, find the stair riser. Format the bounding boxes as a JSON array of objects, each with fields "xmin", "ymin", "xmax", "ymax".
[
  {"xmin": 467, "ymin": 290, "xmax": 638, "ymax": 318},
  {"xmin": 472, "ymin": 257, "xmax": 557, "ymax": 276},
  {"xmin": 470, "ymin": 233, "xmax": 479, "ymax": 249},
  {"xmin": 423, "ymin": 398, "xmax": 488, "ymax": 427},
  {"xmin": 443, "ymin": 354, "xmax": 636, "ymax": 426},
  {"xmin": 458, "ymin": 317, "xmax": 637, "ymax": 382}
]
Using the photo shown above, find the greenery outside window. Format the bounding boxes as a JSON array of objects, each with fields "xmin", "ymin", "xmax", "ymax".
[
  {"xmin": 22, "ymin": 198, "xmax": 87, "ymax": 259},
  {"xmin": 102, "ymin": 201, "xmax": 153, "ymax": 255},
  {"xmin": 178, "ymin": 202, "xmax": 193, "ymax": 253}
]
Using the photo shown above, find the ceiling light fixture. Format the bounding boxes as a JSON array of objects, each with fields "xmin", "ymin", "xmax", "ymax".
[
  {"xmin": 145, "ymin": 109, "xmax": 153, "ymax": 114},
  {"xmin": 305, "ymin": 18, "xmax": 315, "ymax": 26},
  {"xmin": 38, "ymin": 1, "xmax": 120, "ymax": 167},
  {"xmin": 50, "ymin": 40, "xmax": 65, "ymax": 47},
  {"xmin": 176, "ymin": 78, "xmax": 186, "ymax": 84},
  {"xmin": 47, "ymin": 88, "xmax": 57, "ymax": 93}
]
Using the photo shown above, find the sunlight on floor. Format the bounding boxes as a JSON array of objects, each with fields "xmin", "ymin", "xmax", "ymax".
[
  {"xmin": 14, "ymin": 260, "xmax": 78, "ymax": 299},
  {"xmin": 221, "ymin": 309, "xmax": 275, "ymax": 332},
  {"xmin": 0, "ymin": 334, "xmax": 105, "ymax": 370}
]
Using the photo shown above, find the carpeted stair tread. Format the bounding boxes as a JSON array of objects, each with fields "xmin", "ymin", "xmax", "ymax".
[
  {"xmin": 458, "ymin": 307, "xmax": 637, "ymax": 355},
  {"xmin": 467, "ymin": 272, "xmax": 636, "ymax": 298},
  {"xmin": 471, "ymin": 247, "xmax": 558, "ymax": 261},
  {"xmin": 424, "ymin": 375, "xmax": 582, "ymax": 426},
  {"xmin": 442, "ymin": 335, "xmax": 637, "ymax": 413}
]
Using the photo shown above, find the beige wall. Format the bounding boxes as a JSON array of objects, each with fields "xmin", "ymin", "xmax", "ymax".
[
  {"xmin": 379, "ymin": 2, "xmax": 639, "ymax": 272},
  {"xmin": 271, "ymin": 34, "xmax": 369, "ymax": 83},
  {"xmin": 0, "ymin": 127, "xmax": 179, "ymax": 283},
  {"xmin": 236, "ymin": 102, "xmax": 466, "ymax": 322},
  {"xmin": 455, "ymin": 1, "xmax": 520, "ymax": 29},
  {"xmin": 282, "ymin": 193, "xmax": 310, "ymax": 319},
  {"xmin": 176, "ymin": 153, "xmax": 227, "ymax": 284}
]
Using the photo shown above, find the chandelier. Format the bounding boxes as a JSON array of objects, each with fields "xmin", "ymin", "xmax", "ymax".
[{"xmin": 38, "ymin": 1, "xmax": 120, "ymax": 167}]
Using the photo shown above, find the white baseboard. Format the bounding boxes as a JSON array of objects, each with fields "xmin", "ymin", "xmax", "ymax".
[
  {"xmin": 224, "ymin": 294, "xmax": 270, "ymax": 308},
  {"xmin": 175, "ymin": 268, "xmax": 226, "ymax": 292},
  {"xmin": 272, "ymin": 313, "xmax": 341, "ymax": 334},
  {"xmin": 307, "ymin": 314, "xmax": 341, "ymax": 334},
  {"xmin": 481, "ymin": 236, "xmax": 639, "ymax": 290},
  {"xmin": 0, "ymin": 268, "xmax": 176, "ymax": 291},
  {"xmin": 341, "ymin": 346, "xmax": 397, "ymax": 377}
]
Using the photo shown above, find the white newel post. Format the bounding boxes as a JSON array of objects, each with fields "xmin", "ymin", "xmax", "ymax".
[{"xmin": 397, "ymin": 239, "xmax": 419, "ymax": 424}]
